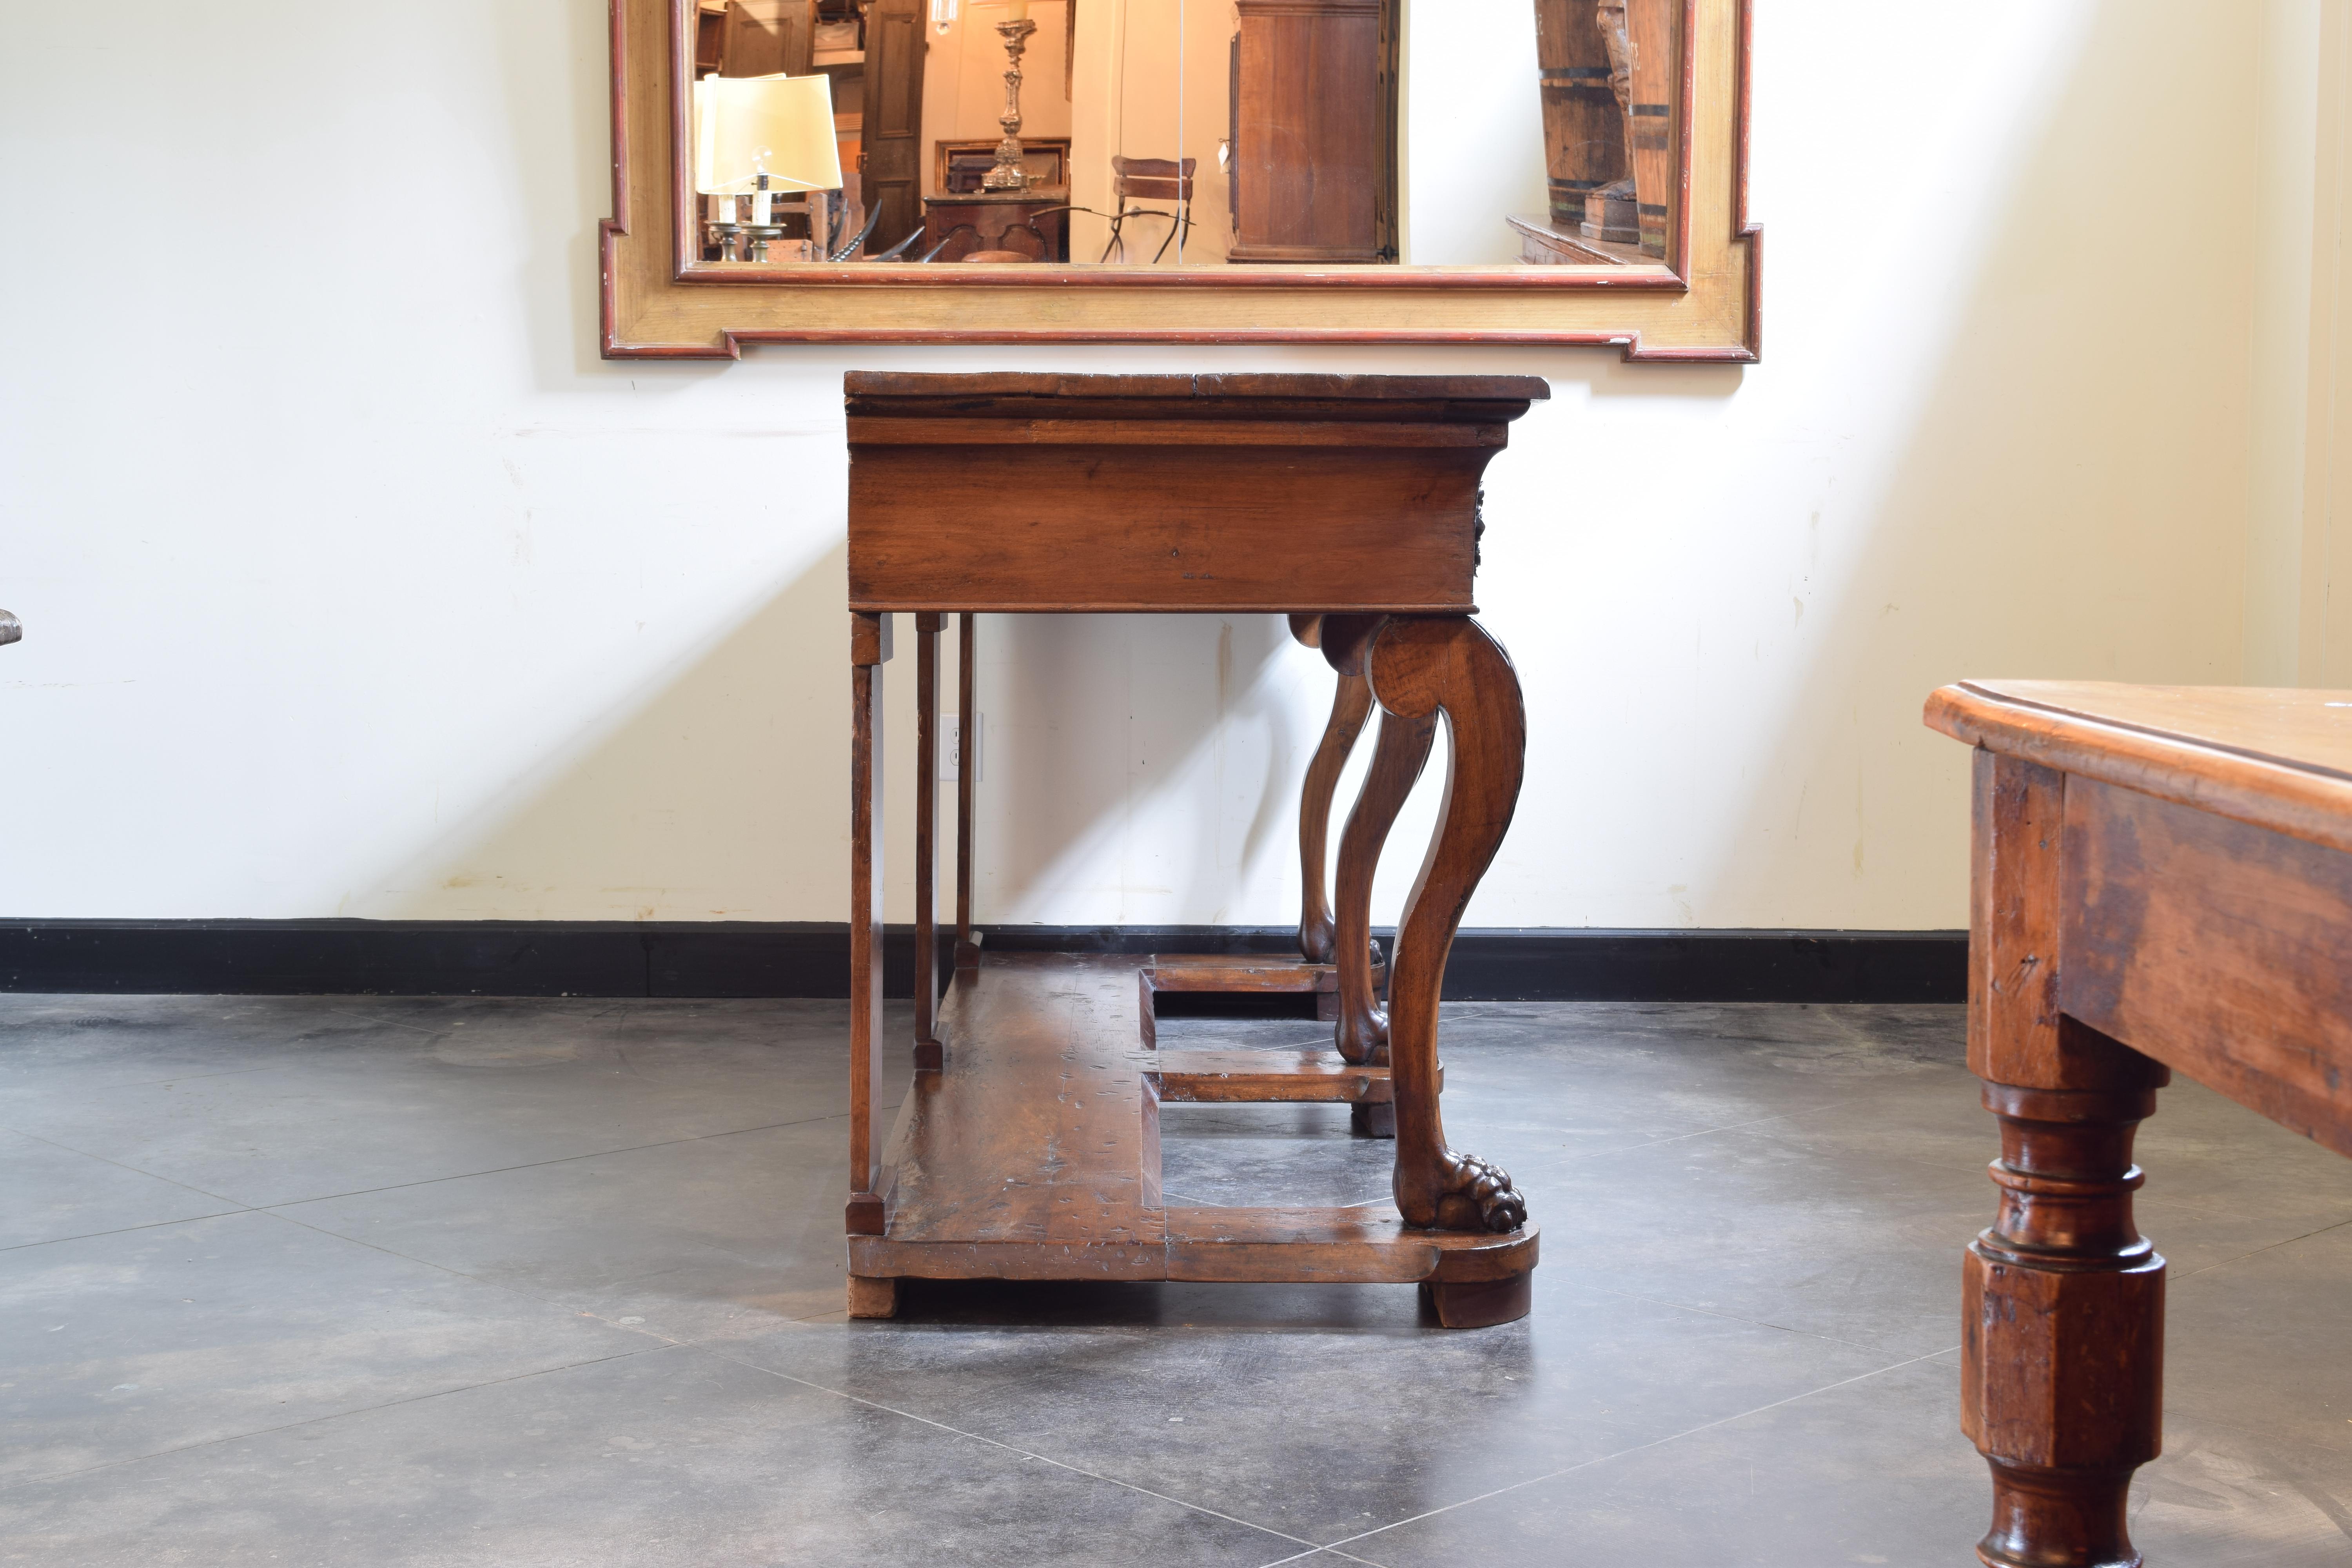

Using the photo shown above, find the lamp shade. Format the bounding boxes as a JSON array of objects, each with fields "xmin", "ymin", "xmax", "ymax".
[{"xmin": 693, "ymin": 73, "xmax": 842, "ymax": 194}]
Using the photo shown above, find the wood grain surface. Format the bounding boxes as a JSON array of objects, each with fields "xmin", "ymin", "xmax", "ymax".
[
  {"xmin": 845, "ymin": 375, "xmax": 1539, "ymax": 1325},
  {"xmin": 1928, "ymin": 679, "xmax": 2352, "ymax": 856},
  {"xmin": 1296, "ymin": 665, "xmax": 1375, "ymax": 964},
  {"xmin": 844, "ymin": 374, "xmax": 1541, "ymax": 613},
  {"xmin": 2061, "ymin": 775, "xmax": 2352, "ymax": 1157},
  {"xmin": 1366, "ymin": 617, "xmax": 1530, "ymax": 1233},
  {"xmin": 851, "ymin": 953, "xmax": 1531, "ymax": 1298},
  {"xmin": 1922, "ymin": 675, "xmax": 2352, "ymax": 1567}
]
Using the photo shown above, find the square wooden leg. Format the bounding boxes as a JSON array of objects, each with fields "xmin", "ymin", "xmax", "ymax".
[
  {"xmin": 847, "ymin": 1274, "xmax": 900, "ymax": 1319},
  {"xmin": 1421, "ymin": 1271, "xmax": 1532, "ymax": 1329}
]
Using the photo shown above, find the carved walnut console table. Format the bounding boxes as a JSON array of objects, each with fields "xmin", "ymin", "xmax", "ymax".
[
  {"xmin": 1927, "ymin": 681, "xmax": 2352, "ymax": 1567},
  {"xmin": 841, "ymin": 372, "xmax": 1546, "ymax": 1327}
]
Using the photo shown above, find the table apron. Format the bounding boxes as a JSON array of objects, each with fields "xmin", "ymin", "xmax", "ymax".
[{"xmin": 2058, "ymin": 773, "xmax": 2352, "ymax": 1157}]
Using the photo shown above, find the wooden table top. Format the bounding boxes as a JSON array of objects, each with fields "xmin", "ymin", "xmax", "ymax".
[
  {"xmin": 1926, "ymin": 679, "xmax": 2352, "ymax": 855},
  {"xmin": 844, "ymin": 372, "xmax": 1553, "ymax": 405},
  {"xmin": 843, "ymin": 371, "xmax": 1546, "ymax": 615}
]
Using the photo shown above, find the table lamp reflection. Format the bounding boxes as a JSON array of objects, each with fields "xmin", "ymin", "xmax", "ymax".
[{"xmin": 694, "ymin": 72, "xmax": 843, "ymax": 262}]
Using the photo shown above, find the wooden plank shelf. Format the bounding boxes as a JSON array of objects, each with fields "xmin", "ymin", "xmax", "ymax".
[
  {"xmin": 1135, "ymin": 949, "xmax": 1386, "ymax": 1033},
  {"xmin": 850, "ymin": 954, "xmax": 1533, "ymax": 1323},
  {"xmin": 1149, "ymin": 1050, "xmax": 1394, "ymax": 1104}
]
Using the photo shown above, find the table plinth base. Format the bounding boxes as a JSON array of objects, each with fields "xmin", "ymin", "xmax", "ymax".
[{"xmin": 847, "ymin": 952, "xmax": 1532, "ymax": 1322}]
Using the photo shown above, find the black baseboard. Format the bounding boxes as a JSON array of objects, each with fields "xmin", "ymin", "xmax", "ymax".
[{"xmin": 0, "ymin": 920, "xmax": 1964, "ymax": 1003}]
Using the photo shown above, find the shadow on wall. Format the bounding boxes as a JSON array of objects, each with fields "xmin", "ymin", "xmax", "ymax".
[
  {"xmin": 370, "ymin": 546, "xmax": 854, "ymax": 920},
  {"xmin": 368, "ymin": 557, "xmax": 1303, "ymax": 925},
  {"xmin": 1686, "ymin": 0, "xmax": 2255, "ymax": 928},
  {"xmin": 975, "ymin": 612, "xmax": 1298, "ymax": 927}
]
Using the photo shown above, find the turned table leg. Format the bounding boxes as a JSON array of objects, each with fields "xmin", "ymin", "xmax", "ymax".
[
  {"xmin": 1288, "ymin": 613, "xmax": 1375, "ymax": 965},
  {"xmin": 1962, "ymin": 751, "xmax": 2164, "ymax": 1565},
  {"xmin": 1363, "ymin": 617, "xmax": 1530, "ymax": 1314}
]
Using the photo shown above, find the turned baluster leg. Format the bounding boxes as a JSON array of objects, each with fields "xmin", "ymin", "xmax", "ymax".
[
  {"xmin": 1288, "ymin": 613, "xmax": 1375, "ymax": 965},
  {"xmin": 955, "ymin": 612, "xmax": 981, "ymax": 972},
  {"xmin": 912, "ymin": 614, "xmax": 944, "ymax": 1070},
  {"xmin": 1962, "ymin": 751, "xmax": 2164, "ymax": 1567},
  {"xmin": 1363, "ymin": 616, "xmax": 1528, "ymax": 1243},
  {"xmin": 847, "ymin": 613, "xmax": 892, "ymax": 1246}
]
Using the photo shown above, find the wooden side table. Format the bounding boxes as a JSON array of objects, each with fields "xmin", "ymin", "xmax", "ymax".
[
  {"xmin": 1927, "ymin": 680, "xmax": 2352, "ymax": 1567},
  {"xmin": 842, "ymin": 372, "xmax": 1547, "ymax": 1326},
  {"xmin": 920, "ymin": 190, "xmax": 1071, "ymax": 261}
]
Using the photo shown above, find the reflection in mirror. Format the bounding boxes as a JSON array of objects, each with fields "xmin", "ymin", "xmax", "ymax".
[{"xmin": 686, "ymin": 0, "xmax": 1680, "ymax": 269}]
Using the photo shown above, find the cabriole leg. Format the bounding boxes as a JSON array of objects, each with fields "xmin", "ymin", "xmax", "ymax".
[
  {"xmin": 1363, "ymin": 616, "xmax": 1528, "ymax": 1238},
  {"xmin": 1333, "ymin": 712, "xmax": 1436, "ymax": 1080},
  {"xmin": 1289, "ymin": 613, "xmax": 1375, "ymax": 964}
]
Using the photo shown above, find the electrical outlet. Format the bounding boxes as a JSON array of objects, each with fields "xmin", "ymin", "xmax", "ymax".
[{"xmin": 942, "ymin": 713, "xmax": 980, "ymax": 780}]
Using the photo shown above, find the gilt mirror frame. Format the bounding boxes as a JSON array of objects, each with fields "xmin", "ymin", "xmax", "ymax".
[{"xmin": 600, "ymin": 0, "xmax": 1758, "ymax": 358}]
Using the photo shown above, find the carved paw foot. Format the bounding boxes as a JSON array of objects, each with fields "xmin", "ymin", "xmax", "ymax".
[{"xmin": 1434, "ymin": 1150, "xmax": 1526, "ymax": 1233}]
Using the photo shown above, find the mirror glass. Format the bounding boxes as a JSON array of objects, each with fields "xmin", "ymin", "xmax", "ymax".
[{"xmin": 686, "ymin": 0, "xmax": 1682, "ymax": 270}]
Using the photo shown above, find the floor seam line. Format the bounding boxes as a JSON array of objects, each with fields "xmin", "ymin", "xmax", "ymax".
[
  {"xmin": 3, "ymin": 1061, "xmax": 288, "ymax": 1093},
  {"xmin": 1310, "ymin": 1347, "xmax": 1957, "ymax": 1554},
  {"xmin": 252, "ymin": 1209, "xmax": 695, "ymax": 1343},
  {"xmin": 695, "ymin": 1343, "xmax": 1323, "ymax": 1550},
  {"xmin": 0, "ymin": 1343, "xmax": 683, "ymax": 1496},
  {"xmin": 1581, "ymin": 1283, "xmax": 1902, "ymax": 1352},
  {"xmin": 0, "ymin": 1207, "xmax": 254, "ymax": 1254},
  {"xmin": 0, "ymin": 1128, "xmax": 254, "ymax": 1208},
  {"xmin": 2176, "ymin": 1213, "xmax": 2352, "ymax": 1280},
  {"xmin": 251, "ymin": 1111, "xmax": 858, "ymax": 1210},
  {"xmin": 1548, "ymin": 1109, "xmax": 1813, "ymax": 1161}
]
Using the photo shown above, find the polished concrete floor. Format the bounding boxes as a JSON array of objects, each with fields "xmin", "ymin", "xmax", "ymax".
[{"xmin": 1, "ymin": 995, "xmax": 2348, "ymax": 1566}]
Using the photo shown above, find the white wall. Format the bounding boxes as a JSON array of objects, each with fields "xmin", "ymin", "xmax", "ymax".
[
  {"xmin": 1403, "ymin": 0, "xmax": 1551, "ymax": 264},
  {"xmin": 0, "ymin": 0, "xmax": 2306, "ymax": 928},
  {"xmin": 2247, "ymin": 0, "xmax": 2352, "ymax": 686}
]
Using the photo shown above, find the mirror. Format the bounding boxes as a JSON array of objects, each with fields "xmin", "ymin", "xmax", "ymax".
[{"xmin": 681, "ymin": 0, "xmax": 1683, "ymax": 272}]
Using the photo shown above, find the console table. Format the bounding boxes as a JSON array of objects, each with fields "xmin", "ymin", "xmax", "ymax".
[
  {"xmin": 1927, "ymin": 680, "xmax": 2352, "ymax": 1568},
  {"xmin": 842, "ymin": 372, "xmax": 1546, "ymax": 1327}
]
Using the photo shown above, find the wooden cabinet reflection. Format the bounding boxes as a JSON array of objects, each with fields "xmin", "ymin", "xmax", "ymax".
[{"xmin": 1228, "ymin": 0, "xmax": 1395, "ymax": 265}]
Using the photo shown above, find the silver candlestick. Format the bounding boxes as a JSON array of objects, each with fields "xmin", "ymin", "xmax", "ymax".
[{"xmin": 981, "ymin": 18, "xmax": 1039, "ymax": 191}]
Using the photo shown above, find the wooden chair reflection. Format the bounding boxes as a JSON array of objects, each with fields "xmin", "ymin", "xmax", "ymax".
[{"xmin": 1101, "ymin": 156, "xmax": 1197, "ymax": 263}]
